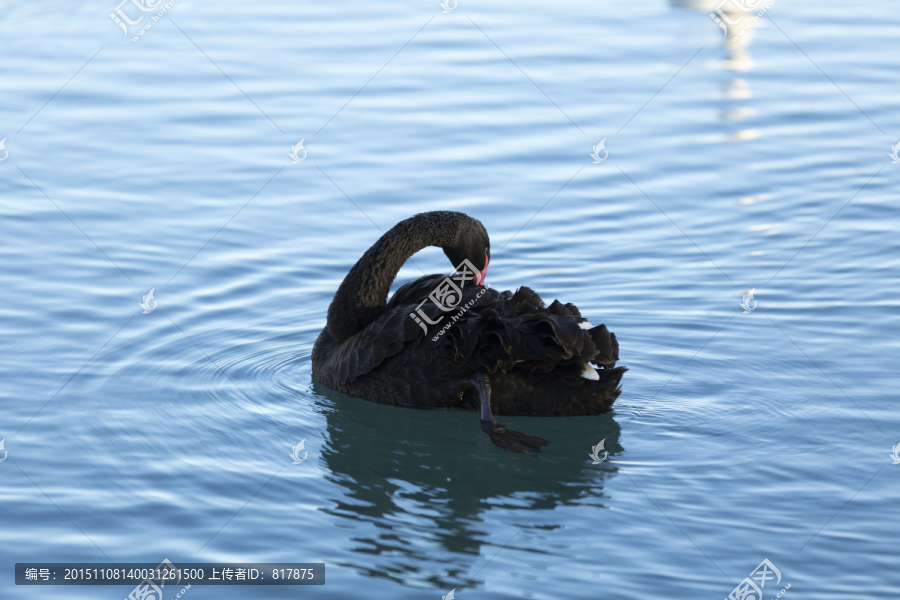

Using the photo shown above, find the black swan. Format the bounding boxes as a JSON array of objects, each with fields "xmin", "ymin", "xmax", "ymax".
[{"xmin": 311, "ymin": 211, "xmax": 626, "ymax": 455}]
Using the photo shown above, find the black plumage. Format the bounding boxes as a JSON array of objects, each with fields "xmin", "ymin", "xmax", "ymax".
[{"xmin": 312, "ymin": 211, "xmax": 626, "ymax": 455}]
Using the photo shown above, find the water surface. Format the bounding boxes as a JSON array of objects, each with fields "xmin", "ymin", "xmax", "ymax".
[{"xmin": 1, "ymin": 0, "xmax": 898, "ymax": 598}]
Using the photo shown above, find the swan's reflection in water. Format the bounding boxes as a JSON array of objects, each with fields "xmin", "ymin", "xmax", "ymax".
[{"xmin": 311, "ymin": 381, "xmax": 623, "ymax": 588}]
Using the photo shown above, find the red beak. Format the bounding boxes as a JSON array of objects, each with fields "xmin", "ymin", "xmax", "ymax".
[{"xmin": 476, "ymin": 254, "xmax": 489, "ymax": 285}]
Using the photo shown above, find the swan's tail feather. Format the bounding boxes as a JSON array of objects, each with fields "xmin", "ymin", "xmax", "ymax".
[
  {"xmin": 461, "ymin": 311, "xmax": 611, "ymax": 373},
  {"xmin": 588, "ymin": 324, "xmax": 618, "ymax": 366}
]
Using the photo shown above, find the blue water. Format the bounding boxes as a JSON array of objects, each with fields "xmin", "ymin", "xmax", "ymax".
[{"xmin": 2, "ymin": 0, "xmax": 899, "ymax": 598}]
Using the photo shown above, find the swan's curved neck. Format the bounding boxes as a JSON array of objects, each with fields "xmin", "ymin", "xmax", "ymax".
[{"xmin": 326, "ymin": 212, "xmax": 468, "ymax": 343}]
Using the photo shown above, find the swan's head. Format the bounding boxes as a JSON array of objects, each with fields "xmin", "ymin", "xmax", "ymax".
[{"xmin": 443, "ymin": 216, "xmax": 490, "ymax": 286}]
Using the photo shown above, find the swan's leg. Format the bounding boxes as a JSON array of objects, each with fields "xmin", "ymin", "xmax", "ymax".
[
  {"xmin": 471, "ymin": 373, "xmax": 550, "ymax": 456},
  {"xmin": 474, "ymin": 372, "xmax": 495, "ymax": 424}
]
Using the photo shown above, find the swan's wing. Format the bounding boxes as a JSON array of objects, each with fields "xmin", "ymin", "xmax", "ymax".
[
  {"xmin": 329, "ymin": 278, "xmax": 496, "ymax": 385},
  {"xmin": 330, "ymin": 296, "xmax": 438, "ymax": 385},
  {"xmin": 387, "ymin": 274, "xmax": 447, "ymax": 308},
  {"xmin": 435, "ymin": 287, "xmax": 616, "ymax": 373},
  {"xmin": 328, "ymin": 277, "xmax": 618, "ymax": 387}
]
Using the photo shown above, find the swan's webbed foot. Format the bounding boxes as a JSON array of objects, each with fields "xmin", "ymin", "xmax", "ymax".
[
  {"xmin": 481, "ymin": 420, "xmax": 550, "ymax": 456},
  {"xmin": 471, "ymin": 373, "xmax": 550, "ymax": 456}
]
